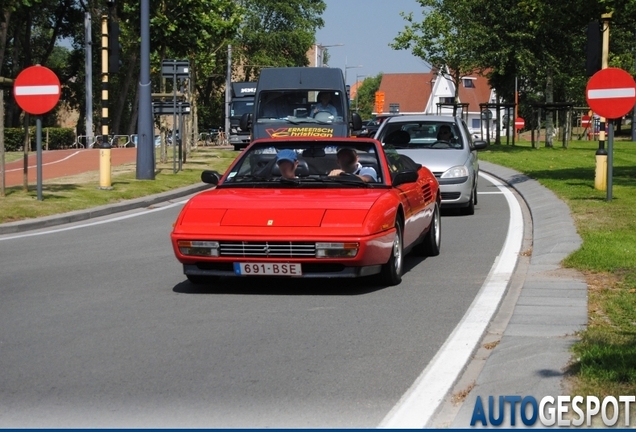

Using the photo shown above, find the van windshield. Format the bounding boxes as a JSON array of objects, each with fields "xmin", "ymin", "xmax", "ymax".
[{"xmin": 256, "ymin": 90, "xmax": 346, "ymax": 124}]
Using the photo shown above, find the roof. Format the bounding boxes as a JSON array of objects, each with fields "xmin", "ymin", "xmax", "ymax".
[
  {"xmin": 256, "ymin": 67, "xmax": 345, "ymax": 91},
  {"xmin": 455, "ymin": 73, "xmax": 492, "ymax": 112},
  {"xmin": 377, "ymin": 71, "xmax": 493, "ymax": 115},
  {"xmin": 377, "ymin": 73, "xmax": 436, "ymax": 114}
]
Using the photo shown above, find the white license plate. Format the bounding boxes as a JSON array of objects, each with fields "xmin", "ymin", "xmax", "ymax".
[{"xmin": 234, "ymin": 262, "xmax": 302, "ymax": 276}]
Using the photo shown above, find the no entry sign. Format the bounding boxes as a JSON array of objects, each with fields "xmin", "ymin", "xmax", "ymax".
[
  {"xmin": 514, "ymin": 117, "xmax": 525, "ymax": 130},
  {"xmin": 581, "ymin": 115, "xmax": 591, "ymax": 128},
  {"xmin": 13, "ymin": 65, "xmax": 61, "ymax": 115},
  {"xmin": 586, "ymin": 67, "xmax": 636, "ymax": 119}
]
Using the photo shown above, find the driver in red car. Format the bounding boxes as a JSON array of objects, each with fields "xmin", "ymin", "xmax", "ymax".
[{"xmin": 329, "ymin": 147, "xmax": 378, "ymax": 182}]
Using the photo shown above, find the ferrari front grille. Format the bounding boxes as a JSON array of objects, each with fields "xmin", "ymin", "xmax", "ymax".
[{"xmin": 219, "ymin": 241, "xmax": 316, "ymax": 258}]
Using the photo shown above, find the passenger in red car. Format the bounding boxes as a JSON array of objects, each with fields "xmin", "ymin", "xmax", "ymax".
[
  {"xmin": 276, "ymin": 149, "xmax": 299, "ymax": 179},
  {"xmin": 329, "ymin": 148, "xmax": 378, "ymax": 182}
]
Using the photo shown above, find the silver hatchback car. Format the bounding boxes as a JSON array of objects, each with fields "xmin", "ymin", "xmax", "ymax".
[{"xmin": 375, "ymin": 115, "xmax": 488, "ymax": 215}]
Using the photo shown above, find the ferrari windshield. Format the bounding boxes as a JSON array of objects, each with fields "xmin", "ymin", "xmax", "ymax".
[
  {"xmin": 378, "ymin": 121, "xmax": 465, "ymax": 149},
  {"xmin": 255, "ymin": 90, "xmax": 347, "ymax": 124},
  {"xmin": 221, "ymin": 141, "xmax": 385, "ymax": 188}
]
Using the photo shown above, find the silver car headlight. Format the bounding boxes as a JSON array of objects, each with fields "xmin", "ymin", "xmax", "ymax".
[{"xmin": 441, "ymin": 165, "xmax": 469, "ymax": 178}]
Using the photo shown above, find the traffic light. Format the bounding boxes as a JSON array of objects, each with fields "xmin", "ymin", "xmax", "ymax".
[
  {"xmin": 586, "ymin": 20, "xmax": 601, "ymax": 77},
  {"xmin": 109, "ymin": 20, "xmax": 121, "ymax": 74}
]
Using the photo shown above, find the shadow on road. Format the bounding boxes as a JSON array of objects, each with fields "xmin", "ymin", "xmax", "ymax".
[{"xmin": 172, "ymin": 255, "xmax": 429, "ymax": 296}]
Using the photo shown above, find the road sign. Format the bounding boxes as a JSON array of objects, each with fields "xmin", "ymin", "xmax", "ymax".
[
  {"xmin": 581, "ymin": 115, "xmax": 591, "ymax": 128},
  {"xmin": 161, "ymin": 59, "xmax": 190, "ymax": 78},
  {"xmin": 152, "ymin": 101, "xmax": 191, "ymax": 116},
  {"xmin": 586, "ymin": 67, "xmax": 636, "ymax": 119},
  {"xmin": 13, "ymin": 65, "xmax": 61, "ymax": 115},
  {"xmin": 514, "ymin": 117, "xmax": 525, "ymax": 130},
  {"xmin": 374, "ymin": 91, "xmax": 384, "ymax": 114},
  {"xmin": 480, "ymin": 110, "xmax": 493, "ymax": 120}
]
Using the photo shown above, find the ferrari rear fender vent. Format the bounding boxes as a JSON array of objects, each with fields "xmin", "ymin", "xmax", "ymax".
[
  {"xmin": 219, "ymin": 241, "xmax": 316, "ymax": 258},
  {"xmin": 421, "ymin": 183, "xmax": 433, "ymax": 202}
]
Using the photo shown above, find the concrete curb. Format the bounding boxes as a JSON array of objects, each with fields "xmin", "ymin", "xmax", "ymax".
[
  {"xmin": 443, "ymin": 161, "xmax": 588, "ymax": 428},
  {"xmin": 0, "ymin": 182, "xmax": 212, "ymax": 235}
]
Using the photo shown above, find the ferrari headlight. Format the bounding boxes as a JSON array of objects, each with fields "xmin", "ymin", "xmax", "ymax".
[
  {"xmin": 178, "ymin": 240, "xmax": 220, "ymax": 257},
  {"xmin": 441, "ymin": 165, "xmax": 469, "ymax": 178},
  {"xmin": 315, "ymin": 242, "xmax": 359, "ymax": 258}
]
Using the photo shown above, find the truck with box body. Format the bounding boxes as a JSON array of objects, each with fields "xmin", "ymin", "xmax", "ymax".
[{"xmin": 229, "ymin": 82, "xmax": 256, "ymax": 150}]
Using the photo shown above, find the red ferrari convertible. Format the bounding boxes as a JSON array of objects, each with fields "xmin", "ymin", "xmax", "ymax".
[{"xmin": 170, "ymin": 137, "xmax": 441, "ymax": 286}]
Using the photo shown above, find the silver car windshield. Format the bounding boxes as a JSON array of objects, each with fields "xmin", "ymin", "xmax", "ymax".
[{"xmin": 380, "ymin": 122, "xmax": 464, "ymax": 149}]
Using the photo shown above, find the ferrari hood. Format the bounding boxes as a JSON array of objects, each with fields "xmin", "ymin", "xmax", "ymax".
[{"xmin": 179, "ymin": 188, "xmax": 386, "ymax": 228}]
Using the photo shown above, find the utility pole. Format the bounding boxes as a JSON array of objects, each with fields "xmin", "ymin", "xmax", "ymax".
[
  {"xmin": 85, "ymin": 12, "xmax": 93, "ymax": 148},
  {"xmin": 136, "ymin": 0, "xmax": 155, "ymax": 179},
  {"xmin": 225, "ymin": 45, "xmax": 232, "ymax": 139},
  {"xmin": 99, "ymin": 7, "xmax": 112, "ymax": 189},
  {"xmin": 594, "ymin": 13, "xmax": 612, "ymax": 191}
]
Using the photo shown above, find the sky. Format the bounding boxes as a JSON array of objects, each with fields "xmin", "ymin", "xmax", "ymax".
[{"xmin": 314, "ymin": 0, "xmax": 431, "ymax": 87}]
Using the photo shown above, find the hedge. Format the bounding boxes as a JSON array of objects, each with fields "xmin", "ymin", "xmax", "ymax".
[{"xmin": 2, "ymin": 127, "xmax": 76, "ymax": 151}]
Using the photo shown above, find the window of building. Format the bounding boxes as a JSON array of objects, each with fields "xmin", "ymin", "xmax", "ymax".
[
  {"xmin": 440, "ymin": 97, "xmax": 454, "ymax": 104},
  {"xmin": 463, "ymin": 78, "xmax": 475, "ymax": 88},
  {"xmin": 472, "ymin": 118, "xmax": 481, "ymax": 129}
]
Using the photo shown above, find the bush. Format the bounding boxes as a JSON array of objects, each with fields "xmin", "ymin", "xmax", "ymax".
[{"xmin": 2, "ymin": 127, "xmax": 76, "ymax": 151}]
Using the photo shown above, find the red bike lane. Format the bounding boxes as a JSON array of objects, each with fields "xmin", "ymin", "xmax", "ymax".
[{"xmin": 2, "ymin": 148, "xmax": 137, "ymax": 188}]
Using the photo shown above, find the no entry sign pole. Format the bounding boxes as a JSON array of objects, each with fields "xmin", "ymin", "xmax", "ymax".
[{"xmin": 13, "ymin": 65, "xmax": 61, "ymax": 201}]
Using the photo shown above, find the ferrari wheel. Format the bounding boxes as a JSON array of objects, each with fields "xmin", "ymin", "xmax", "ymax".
[
  {"xmin": 415, "ymin": 201, "xmax": 441, "ymax": 256},
  {"xmin": 381, "ymin": 222, "xmax": 404, "ymax": 286}
]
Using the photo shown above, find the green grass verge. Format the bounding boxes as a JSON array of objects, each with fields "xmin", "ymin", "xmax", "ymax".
[
  {"xmin": 0, "ymin": 147, "xmax": 237, "ymax": 224},
  {"xmin": 480, "ymin": 139, "xmax": 636, "ymax": 398}
]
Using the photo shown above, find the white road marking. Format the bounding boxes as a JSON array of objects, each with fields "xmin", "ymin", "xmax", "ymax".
[
  {"xmin": 0, "ymin": 200, "xmax": 188, "ymax": 241},
  {"xmin": 5, "ymin": 151, "xmax": 82, "ymax": 173},
  {"xmin": 379, "ymin": 171, "xmax": 524, "ymax": 428}
]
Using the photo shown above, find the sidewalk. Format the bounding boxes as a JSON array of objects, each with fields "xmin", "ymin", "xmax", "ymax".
[{"xmin": 433, "ymin": 161, "xmax": 587, "ymax": 428}]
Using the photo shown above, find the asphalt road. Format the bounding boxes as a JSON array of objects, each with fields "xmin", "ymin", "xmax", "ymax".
[{"xmin": 0, "ymin": 177, "xmax": 511, "ymax": 428}]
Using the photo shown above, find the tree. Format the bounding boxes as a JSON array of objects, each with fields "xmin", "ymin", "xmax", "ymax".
[
  {"xmin": 1, "ymin": 0, "xmax": 83, "ymax": 127},
  {"xmin": 391, "ymin": 0, "xmax": 481, "ymax": 116},
  {"xmin": 354, "ymin": 73, "xmax": 382, "ymax": 120},
  {"xmin": 233, "ymin": 0, "xmax": 326, "ymax": 80}
]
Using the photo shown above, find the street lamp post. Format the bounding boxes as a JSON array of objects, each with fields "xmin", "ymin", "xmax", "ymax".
[
  {"xmin": 344, "ymin": 62, "xmax": 363, "ymax": 87},
  {"xmin": 315, "ymin": 43, "xmax": 343, "ymax": 67},
  {"xmin": 355, "ymin": 73, "xmax": 366, "ymax": 111}
]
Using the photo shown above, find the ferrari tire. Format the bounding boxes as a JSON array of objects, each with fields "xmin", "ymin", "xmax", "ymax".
[
  {"xmin": 380, "ymin": 222, "xmax": 404, "ymax": 286},
  {"xmin": 415, "ymin": 201, "xmax": 441, "ymax": 256}
]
